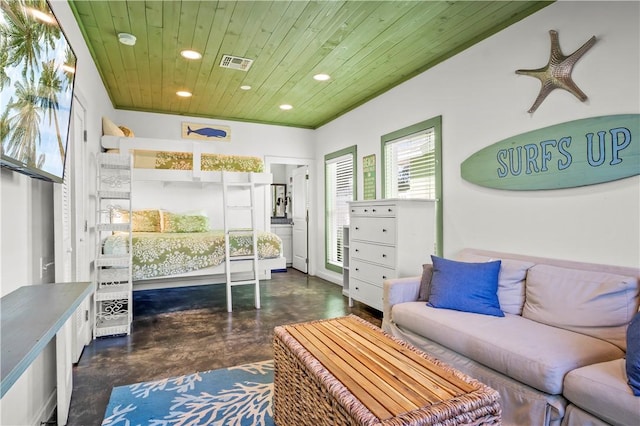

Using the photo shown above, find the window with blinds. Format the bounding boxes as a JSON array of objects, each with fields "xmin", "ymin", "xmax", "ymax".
[
  {"xmin": 325, "ymin": 146, "xmax": 356, "ymax": 273},
  {"xmin": 383, "ymin": 128, "xmax": 436, "ymax": 200}
]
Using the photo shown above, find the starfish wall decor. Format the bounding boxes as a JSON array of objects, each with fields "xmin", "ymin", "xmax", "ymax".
[{"xmin": 516, "ymin": 30, "xmax": 596, "ymax": 113}]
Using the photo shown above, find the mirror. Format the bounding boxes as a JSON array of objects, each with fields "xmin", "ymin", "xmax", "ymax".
[{"xmin": 271, "ymin": 184, "xmax": 287, "ymax": 218}]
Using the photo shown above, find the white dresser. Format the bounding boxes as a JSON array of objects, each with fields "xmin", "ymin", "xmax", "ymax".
[{"xmin": 347, "ymin": 199, "xmax": 435, "ymax": 311}]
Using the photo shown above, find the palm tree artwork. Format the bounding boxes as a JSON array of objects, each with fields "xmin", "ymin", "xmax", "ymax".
[{"xmin": 0, "ymin": 0, "xmax": 76, "ymax": 179}]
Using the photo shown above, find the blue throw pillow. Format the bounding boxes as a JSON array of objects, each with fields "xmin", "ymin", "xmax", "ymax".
[
  {"xmin": 427, "ymin": 255, "xmax": 504, "ymax": 317},
  {"xmin": 626, "ymin": 312, "xmax": 640, "ymax": 396}
]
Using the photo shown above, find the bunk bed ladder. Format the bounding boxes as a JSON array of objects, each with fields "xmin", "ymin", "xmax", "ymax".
[{"xmin": 222, "ymin": 172, "xmax": 260, "ymax": 312}]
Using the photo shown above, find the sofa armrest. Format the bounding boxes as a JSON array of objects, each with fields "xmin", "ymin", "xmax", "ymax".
[{"xmin": 382, "ymin": 276, "xmax": 421, "ymax": 324}]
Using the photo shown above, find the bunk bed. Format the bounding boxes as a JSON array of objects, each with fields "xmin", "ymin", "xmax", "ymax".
[{"xmin": 100, "ymin": 135, "xmax": 286, "ymax": 294}]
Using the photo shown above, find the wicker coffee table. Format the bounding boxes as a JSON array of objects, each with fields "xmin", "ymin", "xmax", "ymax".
[{"xmin": 273, "ymin": 315, "xmax": 501, "ymax": 426}]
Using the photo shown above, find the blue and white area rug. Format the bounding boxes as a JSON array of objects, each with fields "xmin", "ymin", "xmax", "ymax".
[{"xmin": 102, "ymin": 360, "xmax": 274, "ymax": 426}]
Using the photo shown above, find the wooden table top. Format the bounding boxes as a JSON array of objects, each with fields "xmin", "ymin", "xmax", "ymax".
[{"xmin": 283, "ymin": 315, "xmax": 477, "ymax": 421}]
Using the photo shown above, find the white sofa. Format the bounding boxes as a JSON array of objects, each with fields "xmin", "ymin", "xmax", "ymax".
[{"xmin": 382, "ymin": 248, "xmax": 640, "ymax": 426}]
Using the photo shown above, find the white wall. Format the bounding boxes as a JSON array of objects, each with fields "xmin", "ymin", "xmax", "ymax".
[
  {"xmin": 112, "ymin": 110, "xmax": 315, "ymax": 159},
  {"xmin": 0, "ymin": 0, "xmax": 114, "ymax": 423},
  {"xmin": 2, "ymin": 0, "xmax": 638, "ymax": 422},
  {"xmin": 314, "ymin": 0, "xmax": 640, "ymax": 283}
]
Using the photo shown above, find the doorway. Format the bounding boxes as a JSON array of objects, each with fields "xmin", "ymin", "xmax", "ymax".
[{"xmin": 265, "ymin": 156, "xmax": 313, "ymax": 275}]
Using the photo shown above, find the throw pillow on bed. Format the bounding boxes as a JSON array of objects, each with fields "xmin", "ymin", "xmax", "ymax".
[
  {"xmin": 102, "ymin": 116, "xmax": 125, "ymax": 137},
  {"xmin": 112, "ymin": 209, "xmax": 161, "ymax": 232},
  {"xmin": 162, "ymin": 211, "xmax": 209, "ymax": 233},
  {"xmin": 427, "ymin": 255, "xmax": 504, "ymax": 317},
  {"xmin": 627, "ymin": 312, "xmax": 640, "ymax": 396}
]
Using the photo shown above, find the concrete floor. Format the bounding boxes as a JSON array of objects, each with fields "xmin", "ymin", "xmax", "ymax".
[{"xmin": 66, "ymin": 269, "xmax": 381, "ymax": 425}]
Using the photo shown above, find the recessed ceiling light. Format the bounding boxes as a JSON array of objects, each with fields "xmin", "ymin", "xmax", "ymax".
[
  {"xmin": 240, "ymin": 85, "xmax": 252, "ymax": 91},
  {"xmin": 118, "ymin": 33, "xmax": 136, "ymax": 46},
  {"xmin": 313, "ymin": 73, "xmax": 331, "ymax": 81},
  {"xmin": 176, "ymin": 91, "xmax": 192, "ymax": 98},
  {"xmin": 279, "ymin": 104, "xmax": 293, "ymax": 111},
  {"xmin": 181, "ymin": 50, "xmax": 202, "ymax": 60}
]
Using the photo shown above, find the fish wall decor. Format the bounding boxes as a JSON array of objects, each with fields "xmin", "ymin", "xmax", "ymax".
[{"xmin": 181, "ymin": 122, "xmax": 231, "ymax": 141}]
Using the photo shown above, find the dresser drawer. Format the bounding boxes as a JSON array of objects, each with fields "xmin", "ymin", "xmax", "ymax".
[
  {"xmin": 350, "ymin": 217, "xmax": 396, "ymax": 245},
  {"xmin": 349, "ymin": 204, "xmax": 396, "ymax": 217},
  {"xmin": 350, "ymin": 278, "xmax": 383, "ymax": 311},
  {"xmin": 350, "ymin": 259, "xmax": 395, "ymax": 286},
  {"xmin": 351, "ymin": 241, "xmax": 396, "ymax": 268}
]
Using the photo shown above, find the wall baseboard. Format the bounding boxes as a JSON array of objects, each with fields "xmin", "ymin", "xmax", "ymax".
[
  {"xmin": 31, "ymin": 389, "xmax": 56, "ymax": 426},
  {"xmin": 315, "ymin": 271, "xmax": 342, "ymax": 286}
]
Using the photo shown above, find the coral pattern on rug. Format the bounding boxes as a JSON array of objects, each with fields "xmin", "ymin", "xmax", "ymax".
[{"xmin": 102, "ymin": 360, "xmax": 274, "ymax": 426}]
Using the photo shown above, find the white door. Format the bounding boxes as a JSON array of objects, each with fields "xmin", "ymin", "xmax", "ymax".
[
  {"xmin": 70, "ymin": 97, "xmax": 91, "ymax": 357},
  {"xmin": 72, "ymin": 97, "xmax": 89, "ymax": 284},
  {"xmin": 291, "ymin": 166, "xmax": 308, "ymax": 273},
  {"xmin": 54, "ymin": 95, "xmax": 91, "ymax": 360}
]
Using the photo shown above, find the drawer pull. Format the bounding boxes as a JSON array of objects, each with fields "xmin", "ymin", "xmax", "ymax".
[
  {"xmin": 355, "ymin": 227, "xmax": 359, "ymax": 230},
  {"xmin": 382, "ymin": 254, "xmax": 387, "ymax": 258},
  {"xmin": 372, "ymin": 208, "xmax": 376, "ymax": 212},
  {"xmin": 382, "ymin": 229, "xmax": 387, "ymax": 232},
  {"xmin": 355, "ymin": 286, "xmax": 359, "ymax": 290},
  {"xmin": 355, "ymin": 268, "xmax": 359, "ymax": 271},
  {"xmin": 382, "ymin": 275, "xmax": 387, "ymax": 279},
  {"xmin": 388, "ymin": 208, "xmax": 392, "ymax": 212},
  {"xmin": 355, "ymin": 249, "xmax": 359, "ymax": 252},
  {"xmin": 364, "ymin": 209, "xmax": 368, "ymax": 212}
]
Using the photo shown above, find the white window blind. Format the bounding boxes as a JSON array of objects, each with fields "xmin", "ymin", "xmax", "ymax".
[
  {"xmin": 384, "ymin": 128, "xmax": 436, "ymax": 199},
  {"xmin": 325, "ymin": 153, "xmax": 353, "ymax": 267}
]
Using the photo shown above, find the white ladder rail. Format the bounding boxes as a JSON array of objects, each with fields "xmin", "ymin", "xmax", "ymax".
[{"xmin": 222, "ymin": 172, "xmax": 260, "ymax": 312}]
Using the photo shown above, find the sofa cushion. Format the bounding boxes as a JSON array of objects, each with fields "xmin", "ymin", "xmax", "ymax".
[
  {"xmin": 627, "ymin": 311, "xmax": 640, "ymax": 395},
  {"xmin": 457, "ymin": 252, "xmax": 534, "ymax": 315},
  {"xmin": 522, "ymin": 264, "xmax": 639, "ymax": 350},
  {"xmin": 562, "ymin": 404, "xmax": 614, "ymax": 426},
  {"xmin": 391, "ymin": 301, "xmax": 624, "ymax": 394},
  {"xmin": 427, "ymin": 256, "xmax": 503, "ymax": 317},
  {"xmin": 564, "ymin": 359, "xmax": 640, "ymax": 426}
]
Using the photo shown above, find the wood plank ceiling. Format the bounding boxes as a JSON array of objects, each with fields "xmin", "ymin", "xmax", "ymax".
[{"xmin": 69, "ymin": 1, "xmax": 552, "ymax": 129}]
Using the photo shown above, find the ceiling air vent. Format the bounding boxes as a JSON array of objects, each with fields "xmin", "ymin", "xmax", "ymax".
[{"xmin": 219, "ymin": 55, "xmax": 253, "ymax": 72}]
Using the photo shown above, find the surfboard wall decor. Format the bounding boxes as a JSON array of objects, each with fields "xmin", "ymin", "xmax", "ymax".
[{"xmin": 460, "ymin": 114, "xmax": 640, "ymax": 190}]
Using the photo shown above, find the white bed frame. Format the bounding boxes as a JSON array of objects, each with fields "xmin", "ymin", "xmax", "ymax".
[{"xmin": 101, "ymin": 135, "xmax": 286, "ymax": 291}]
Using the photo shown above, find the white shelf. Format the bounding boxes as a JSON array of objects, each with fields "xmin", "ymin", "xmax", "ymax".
[
  {"xmin": 96, "ymin": 223, "xmax": 130, "ymax": 232},
  {"xmin": 94, "ymin": 315, "xmax": 130, "ymax": 337},
  {"xmin": 97, "ymin": 190, "xmax": 131, "ymax": 199},
  {"xmin": 95, "ymin": 284, "xmax": 131, "ymax": 301},
  {"xmin": 94, "ymin": 152, "xmax": 133, "ymax": 338},
  {"xmin": 95, "ymin": 256, "xmax": 130, "ymax": 268}
]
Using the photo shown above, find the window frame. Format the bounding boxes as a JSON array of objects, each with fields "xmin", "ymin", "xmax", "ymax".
[
  {"xmin": 381, "ymin": 116, "xmax": 443, "ymax": 255},
  {"xmin": 324, "ymin": 145, "xmax": 357, "ymax": 273}
]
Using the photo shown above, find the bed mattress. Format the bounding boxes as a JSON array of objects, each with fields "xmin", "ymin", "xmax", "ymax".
[{"xmin": 103, "ymin": 230, "xmax": 281, "ymax": 280}]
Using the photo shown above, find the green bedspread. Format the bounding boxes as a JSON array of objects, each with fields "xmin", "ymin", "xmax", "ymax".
[{"xmin": 103, "ymin": 231, "xmax": 282, "ymax": 280}]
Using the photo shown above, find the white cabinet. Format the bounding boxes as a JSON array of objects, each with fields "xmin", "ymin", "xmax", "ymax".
[
  {"xmin": 348, "ymin": 199, "xmax": 435, "ymax": 311},
  {"xmin": 94, "ymin": 153, "xmax": 133, "ymax": 337},
  {"xmin": 71, "ymin": 293, "xmax": 92, "ymax": 362},
  {"xmin": 342, "ymin": 225, "xmax": 350, "ymax": 301},
  {"xmin": 271, "ymin": 224, "xmax": 293, "ymax": 266}
]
